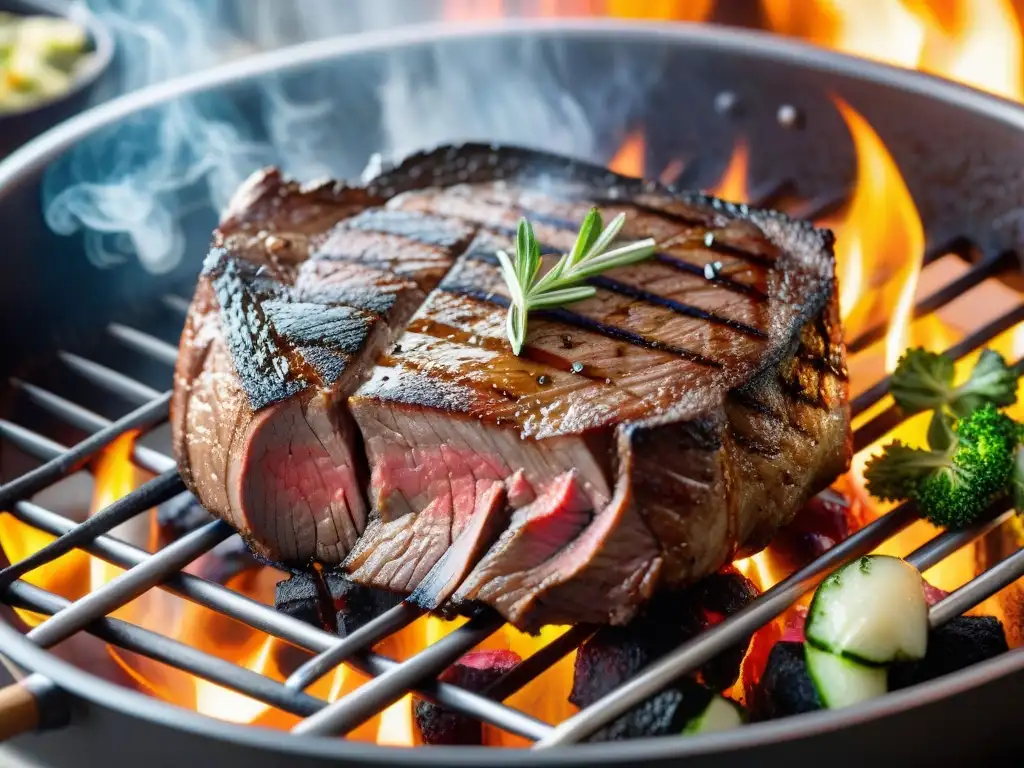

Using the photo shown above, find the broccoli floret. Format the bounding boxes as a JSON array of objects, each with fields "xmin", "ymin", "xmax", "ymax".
[
  {"xmin": 890, "ymin": 348, "xmax": 1019, "ymax": 419},
  {"xmin": 864, "ymin": 405, "xmax": 1017, "ymax": 528}
]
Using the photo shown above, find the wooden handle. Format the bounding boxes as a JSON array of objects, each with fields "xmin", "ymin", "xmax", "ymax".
[{"xmin": 0, "ymin": 680, "xmax": 39, "ymax": 741}]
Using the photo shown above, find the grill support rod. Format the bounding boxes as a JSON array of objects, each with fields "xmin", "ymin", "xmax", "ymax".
[
  {"xmin": 8, "ymin": 500, "xmax": 552, "ymax": 740},
  {"xmin": 291, "ymin": 613, "xmax": 506, "ymax": 737},
  {"xmin": 26, "ymin": 520, "xmax": 233, "ymax": 649},
  {"xmin": 6, "ymin": 581, "xmax": 328, "ymax": 718},
  {"xmin": 0, "ymin": 392, "xmax": 171, "ymax": 509},
  {"xmin": 0, "ymin": 469, "xmax": 184, "ymax": 588}
]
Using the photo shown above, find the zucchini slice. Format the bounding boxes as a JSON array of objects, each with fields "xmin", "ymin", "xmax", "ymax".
[
  {"xmin": 682, "ymin": 696, "xmax": 745, "ymax": 735},
  {"xmin": 805, "ymin": 555, "xmax": 928, "ymax": 666},
  {"xmin": 805, "ymin": 644, "xmax": 887, "ymax": 709}
]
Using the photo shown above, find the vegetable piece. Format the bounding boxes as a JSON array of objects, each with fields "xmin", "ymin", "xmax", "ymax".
[
  {"xmin": 889, "ymin": 347, "xmax": 1018, "ymax": 419},
  {"xmin": 751, "ymin": 641, "xmax": 821, "ymax": 720},
  {"xmin": 914, "ymin": 405, "xmax": 1018, "ymax": 528},
  {"xmin": 888, "ymin": 616, "xmax": 1009, "ymax": 691},
  {"xmin": 681, "ymin": 696, "xmax": 745, "ymax": 735},
  {"xmin": 864, "ymin": 405, "xmax": 1018, "ymax": 528},
  {"xmin": 804, "ymin": 644, "xmax": 888, "ymax": 709},
  {"xmin": 805, "ymin": 555, "xmax": 928, "ymax": 665}
]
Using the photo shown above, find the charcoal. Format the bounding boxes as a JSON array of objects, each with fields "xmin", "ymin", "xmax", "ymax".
[
  {"xmin": 889, "ymin": 616, "xmax": 1009, "ymax": 690},
  {"xmin": 570, "ymin": 570, "xmax": 759, "ymax": 715},
  {"xmin": 414, "ymin": 649, "xmax": 521, "ymax": 745},
  {"xmin": 588, "ymin": 680, "xmax": 715, "ymax": 742},
  {"xmin": 274, "ymin": 570, "xmax": 403, "ymax": 635},
  {"xmin": 155, "ymin": 492, "xmax": 214, "ymax": 549},
  {"xmin": 750, "ymin": 642, "xmax": 821, "ymax": 721},
  {"xmin": 690, "ymin": 569, "xmax": 760, "ymax": 690},
  {"xmin": 325, "ymin": 571, "xmax": 403, "ymax": 637}
]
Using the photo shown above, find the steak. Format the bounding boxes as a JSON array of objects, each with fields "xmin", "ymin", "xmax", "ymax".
[{"xmin": 172, "ymin": 144, "xmax": 850, "ymax": 629}]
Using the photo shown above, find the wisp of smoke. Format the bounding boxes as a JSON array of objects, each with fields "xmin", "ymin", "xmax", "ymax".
[{"xmin": 42, "ymin": 0, "xmax": 643, "ymax": 274}]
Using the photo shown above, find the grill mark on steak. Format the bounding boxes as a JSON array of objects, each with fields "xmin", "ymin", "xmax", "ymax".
[
  {"xmin": 460, "ymin": 248, "xmax": 766, "ymax": 339},
  {"xmin": 514, "ymin": 203, "xmax": 778, "ymax": 268},
  {"xmin": 441, "ymin": 285, "xmax": 725, "ymax": 368}
]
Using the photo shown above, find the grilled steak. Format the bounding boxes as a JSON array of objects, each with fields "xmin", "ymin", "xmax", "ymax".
[{"xmin": 173, "ymin": 144, "xmax": 850, "ymax": 630}]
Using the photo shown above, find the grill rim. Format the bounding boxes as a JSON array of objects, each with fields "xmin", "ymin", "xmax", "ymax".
[{"xmin": 1, "ymin": 16, "xmax": 1023, "ymax": 759}]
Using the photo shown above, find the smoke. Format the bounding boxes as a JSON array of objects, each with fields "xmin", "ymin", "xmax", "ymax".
[{"xmin": 42, "ymin": 0, "xmax": 618, "ymax": 274}]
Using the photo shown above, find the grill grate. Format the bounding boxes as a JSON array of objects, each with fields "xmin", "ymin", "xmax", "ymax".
[{"xmin": 1, "ymin": 220, "xmax": 1023, "ymax": 747}]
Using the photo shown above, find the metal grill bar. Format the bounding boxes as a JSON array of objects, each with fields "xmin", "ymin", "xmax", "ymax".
[
  {"xmin": 284, "ymin": 603, "xmax": 424, "ymax": 691},
  {"xmin": 0, "ymin": 469, "xmax": 184, "ymax": 587},
  {"xmin": 6, "ymin": 581, "xmax": 328, "ymax": 718},
  {"xmin": 485, "ymin": 624, "xmax": 595, "ymax": 702},
  {"xmin": 851, "ymin": 303, "xmax": 1024, "ymax": 418},
  {"xmin": 6, "ymin": 499, "xmax": 552, "ymax": 739},
  {"xmin": 530, "ymin": 499, "xmax": 1005, "ymax": 748},
  {"xmin": 58, "ymin": 351, "xmax": 163, "ymax": 405},
  {"xmin": 929, "ymin": 545, "xmax": 1024, "ymax": 627},
  {"xmin": 107, "ymin": 323, "xmax": 179, "ymax": 365},
  {"xmin": 8, "ymin": 380, "xmax": 173, "ymax": 473},
  {"xmin": 0, "ymin": 392, "xmax": 172, "ymax": 511},
  {"xmin": 27, "ymin": 520, "xmax": 232, "ymax": 648},
  {"xmin": 292, "ymin": 613, "xmax": 505, "ymax": 736},
  {"xmin": 846, "ymin": 251, "xmax": 1006, "ymax": 354}
]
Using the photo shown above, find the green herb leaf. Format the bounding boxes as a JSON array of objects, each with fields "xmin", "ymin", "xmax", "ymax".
[{"xmin": 497, "ymin": 207, "xmax": 656, "ymax": 355}]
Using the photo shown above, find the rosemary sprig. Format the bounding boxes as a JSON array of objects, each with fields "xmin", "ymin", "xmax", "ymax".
[{"xmin": 497, "ymin": 208, "xmax": 656, "ymax": 355}]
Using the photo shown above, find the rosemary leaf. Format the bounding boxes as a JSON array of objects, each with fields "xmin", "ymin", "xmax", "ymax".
[{"xmin": 498, "ymin": 207, "xmax": 657, "ymax": 355}]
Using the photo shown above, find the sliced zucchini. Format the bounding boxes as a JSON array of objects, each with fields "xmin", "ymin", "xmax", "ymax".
[
  {"xmin": 805, "ymin": 555, "xmax": 928, "ymax": 666},
  {"xmin": 682, "ymin": 696, "xmax": 745, "ymax": 735},
  {"xmin": 805, "ymin": 644, "xmax": 887, "ymax": 709}
]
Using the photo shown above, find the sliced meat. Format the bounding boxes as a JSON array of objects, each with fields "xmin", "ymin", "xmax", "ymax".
[
  {"xmin": 344, "ymin": 145, "xmax": 849, "ymax": 629},
  {"xmin": 171, "ymin": 171, "xmax": 476, "ymax": 566}
]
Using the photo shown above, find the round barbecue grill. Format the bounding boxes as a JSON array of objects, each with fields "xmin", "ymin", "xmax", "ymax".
[{"xmin": 0, "ymin": 18, "xmax": 1022, "ymax": 767}]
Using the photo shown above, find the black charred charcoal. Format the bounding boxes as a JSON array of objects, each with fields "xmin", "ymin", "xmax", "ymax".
[
  {"xmin": 889, "ymin": 616, "xmax": 1009, "ymax": 690},
  {"xmin": 414, "ymin": 649, "xmax": 521, "ymax": 745},
  {"xmin": 571, "ymin": 570, "xmax": 759, "ymax": 713},
  {"xmin": 324, "ymin": 571, "xmax": 404, "ymax": 637},
  {"xmin": 275, "ymin": 570, "xmax": 403, "ymax": 635},
  {"xmin": 690, "ymin": 569, "xmax": 760, "ymax": 690},
  {"xmin": 188, "ymin": 536, "xmax": 260, "ymax": 584},
  {"xmin": 588, "ymin": 679, "xmax": 715, "ymax": 742},
  {"xmin": 275, "ymin": 571, "xmax": 329, "ymax": 630},
  {"xmin": 750, "ymin": 642, "xmax": 821, "ymax": 721},
  {"xmin": 155, "ymin": 492, "xmax": 214, "ymax": 549}
]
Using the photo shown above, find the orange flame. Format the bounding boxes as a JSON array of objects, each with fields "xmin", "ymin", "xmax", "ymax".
[
  {"xmin": 608, "ymin": 130, "xmax": 645, "ymax": 177},
  {"xmin": 762, "ymin": 0, "xmax": 1024, "ymax": 102},
  {"xmin": 709, "ymin": 140, "xmax": 750, "ymax": 203}
]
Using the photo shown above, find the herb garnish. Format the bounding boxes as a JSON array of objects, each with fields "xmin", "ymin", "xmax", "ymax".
[{"xmin": 497, "ymin": 208, "xmax": 656, "ymax": 355}]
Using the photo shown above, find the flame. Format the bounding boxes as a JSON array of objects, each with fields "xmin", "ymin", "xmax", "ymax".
[
  {"xmin": 709, "ymin": 140, "xmax": 750, "ymax": 203},
  {"xmin": 608, "ymin": 130, "xmax": 645, "ymax": 177},
  {"xmin": 762, "ymin": 0, "xmax": 1024, "ymax": 102},
  {"xmin": 823, "ymin": 99, "xmax": 926, "ymax": 371}
]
